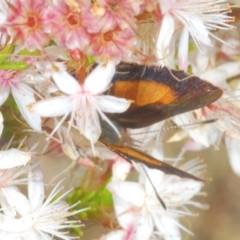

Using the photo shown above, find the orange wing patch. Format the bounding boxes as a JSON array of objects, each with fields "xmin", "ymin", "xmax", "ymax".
[
  {"xmin": 111, "ymin": 80, "xmax": 178, "ymax": 106},
  {"xmin": 137, "ymin": 80, "xmax": 178, "ymax": 105}
]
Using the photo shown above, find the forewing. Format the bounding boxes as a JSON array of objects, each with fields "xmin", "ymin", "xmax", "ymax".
[{"xmin": 108, "ymin": 62, "xmax": 222, "ymax": 128}]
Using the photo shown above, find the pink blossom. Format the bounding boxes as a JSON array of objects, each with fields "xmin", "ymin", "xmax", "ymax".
[
  {"xmin": 0, "ymin": 70, "xmax": 41, "ymax": 131},
  {"xmin": 0, "ymin": 0, "xmax": 11, "ymax": 45},
  {"xmin": 88, "ymin": 27, "xmax": 136, "ymax": 63},
  {"xmin": 91, "ymin": 0, "xmax": 143, "ymax": 32},
  {"xmin": 156, "ymin": 0, "xmax": 234, "ymax": 68},
  {"xmin": 5, "ymin": 0, "xmax": 50, "ymax": 51},
  {"xmin": 44, "ymin": 0, "xmax": 100, "ymax": 50}
]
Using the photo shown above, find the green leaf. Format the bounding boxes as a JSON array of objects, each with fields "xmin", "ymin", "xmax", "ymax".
[
  {"xmin": 0, "ymin": 61, "xmax": 29, "ymax": 70},
  {"xmin": 18, "ymin": 48, "xmax": 41, "ymax": 56},
  {"xmin": 1, "ymin": 97, "xmax": 29, "ymax": 143},
  {"xmin": 0, "ymin": 45, "xmax": 14, "ymax": 64},
  {"xmin": 72, "ymin": 226, "xmax": 83, "ymax": 237},
  {"xmin": 87, "ymin": 55, "xmax": 95, "ymax": 64}
]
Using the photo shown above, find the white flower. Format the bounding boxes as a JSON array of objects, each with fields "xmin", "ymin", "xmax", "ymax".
[
  {"xmin": 0, "ymin": 163, "xmax": 31, "ymax": 218},
  {"xmin": 172, "ymin": 110, "xmax": 222, "ymax": 149},
  {"xmin": 107, "ymin": 160, "xmax": 204, "ymax": 240},
  {"xmin": 0, "ymin": 148, "xmax": 31, "ymax": 169},
  {"xmin": 171, "ymin": 62, "xmax": 240, "ymax": 175},
  {"xmin": 99, "ymin": 226, "xmax": 136, "ymax": 240},
  {"xmin": 0, "ymin": 122, "xmax": 32, "ymax": 217},
  {"xmin": 0, "ymin": 70, "xmax": 41, "ymax": 131},
  {"xmin": 225, "ymin": 136, "xmax": 240, "ymax": 176},
  {"xmin": 28, "ymin": 61, "xmax": 131, "ymax": 144},
  {"xmin": 221, "ymin": 38, "xmax": 240, "ymax": 57},
  {"xmin": 0, "ymin": 0, "xmax": 8, "ymax": 25},
  {"xmin": 0, "ymin": 162, "xmax": 86, "ymax": 239},
  {"xmin": 0, "ymin": 0, "xmax": 10, "ymax": 45},
  {"xmin": 156, "ymin": 0, "xmax": 234, "ymax": 69}
]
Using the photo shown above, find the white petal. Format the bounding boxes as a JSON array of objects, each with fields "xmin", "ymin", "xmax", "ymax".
[
  {"xmin": 150, "ymin": 142, "xmax": 164, "ymax": 160},
  {"xmin": 173, "ymin": 114, "xmax": 219, "ymax": 148},
  {"xmin": 0, "ymin": 149, "xmax": 31, "ymax": 169},
  {"xmin": 182, "ymin": 140, "xmax": 207, "ymax": 151},
  {"xmin": 1, "ymin": 187, "xmax": 31, "ymax": 216},
  {"xmin": 78, "ymin": 107, "xmax": 101, "ymax": 143},
  {"xmin": 167, "ymin": 131, "xmax": 188, "ymax": 143},
  {"xmin": 96, "ymin": 147, "xmax": 117, "ymax": 159},
  {"xmin": 112, "ymin": 158, "xmax": 131, "ymax": 181},
  {"xmin": 19, "ymin": 230, "xmax": 39, "ymax": 240},
  {"xmin": 107, "ymin": 181, "xmax": 145, "ymax": 207},
  {"xmin": 0, "ymin": 214, "xmax": 35, "ymax": 233},
  {"xmin": 225, "ymin": 137, "xmax": 240, "ymax": 176},
  {"xmin": 62, "ymin": 142, "xmax": 80, "ymax": 160},
  {"xmin": 159, "ymin": 0, "xmax": 174, "ymax": 14},
  {"xmin": 0, "ymin": 213, "xmax": 27, "ymax": 232},
  {"xmin": 221, "ymin": 38, "xmax": 240, "ymax": 56},
  {"xmin": 0, "ymin": 187, "xmax": 19, "ymax": 217},
  {"xmin": 154, "ymin": 215, "xmax": 181, "ymax": 240},
  {"xmin": 11, "ymin": 84, "xmax": 41, "ymax": 131},
  {"xmin": 110, "ymin": 201, "xmax": 135, "ymax": 230},
  {"xmin": 156, "ymin": 14, "xmax": 175, "ymax": 66},
  {"xmin": 135, "ymin": 164, "xmax": 165, "ymax": 188},
  {"xmin": 189, "ymin": 17, "xmax": 212, "ymax": 46},
  {"xmin": 217, "ymin": 62, "xmax": 240, "ymax": 79},
  {"xmin": 84, "ymin": 61, "xmax": 116, "ymax": 95},
  {"xmin": 164, "ymin": 180, "xmax": 202, "ymax": 203},
  {"xmin": 0, "ymin": 85, "xmax": 10, "ymax": 106},
  {"xmin": 108, "ymin": 181, "xmax": 145, "ymax": 228},
  {"xmin": 135, "ymin": 211, "xmax": 153, "ymax": 240},
  {"xmin": 198, "ymin": 68, "xmax": 228, "ymax": 87},
  {"xmin": 28, "ymin": 162, "xmax": 44, "ymax": 212},
  {"xmin": 0, "ymin": 1, "xmax": 8, "ymax": 24},
  {"xmin": 96, "ymin": 95, "xmax": 131, "ymax": 113},
  {"xmin": 52, "ymin": 70, "xmax": 81, "ymax": 95},
  {"xmin": 194, "ymin": 48, "xmax": 211, "ymax": 73},
  {"xmin": 178, "ymin": 26, "xmax": 189, "ymax": 71},
  {"xmin": 27, "ymin": 96, "xmax": 72, "ymax": 117},
  {"xmin": 100, "ymin": 230, "xmax": 126, "ymax": 240},
  {"xmin": 191, "ymin": 126, "xmax": 220, "ymax": 148}
]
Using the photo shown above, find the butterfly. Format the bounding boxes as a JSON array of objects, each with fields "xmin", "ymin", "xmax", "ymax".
[{"xmin": 99, "ymin": 62, "xmax": 222, "ymax": 181}]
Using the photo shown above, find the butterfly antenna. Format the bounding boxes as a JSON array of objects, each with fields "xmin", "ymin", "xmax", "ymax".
[
  {"xmin": 161, "ymin": 119, "xmax": 218, "ymax": 132},
  {"xmin": 142, "ymin": 165, "xmax": 166, "ymax": 210},
  {"xmin": 129, "ymin": 119, "xmax": 217, "ymax": 136}
]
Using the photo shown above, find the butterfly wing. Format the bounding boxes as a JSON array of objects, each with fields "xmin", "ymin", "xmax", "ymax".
[
  {"xmin": 103, "ymin": 141, "xmax": 203, "ymax": 181},
  {"xmin": 108, "ymin": 62, "xmax": 222, "ymax": 128}
]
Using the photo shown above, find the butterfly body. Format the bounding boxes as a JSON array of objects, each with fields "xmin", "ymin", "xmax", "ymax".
[{"xmin": 99, "ymin": 62, "xmax": 222, "ymax": 180}]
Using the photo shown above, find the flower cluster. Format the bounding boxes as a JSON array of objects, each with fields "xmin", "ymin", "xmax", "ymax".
[
  {"xmin": 0, "ymin": 0, "xmax": 239, "ymax": 239},
  {"xmin": 0, "ymin": 114, "xmax": 84, "ymax": 239}
]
